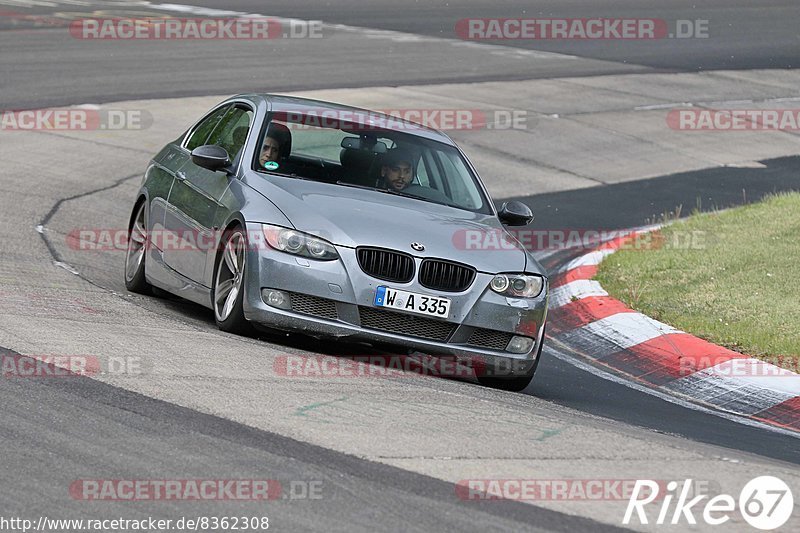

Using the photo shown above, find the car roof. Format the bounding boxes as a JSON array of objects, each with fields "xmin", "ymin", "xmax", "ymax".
[{"xmin": 233, "ymin": 93, "xmax": 457, "ymax": 145}]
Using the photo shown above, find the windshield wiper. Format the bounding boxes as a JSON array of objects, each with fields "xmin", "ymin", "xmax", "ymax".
[
  {"xmin": 335, "ymin": 181, "xmax": 463, "ymax": 209},
  {"xmin": 335, "ymin": 181, "xmax": 376, "ymax": 190},
  {"xmin": 263, "ymin": 170, "xmax": 335, "ymax": 184},
  {"xmin": 336, "ymin": 182, "xmax": 424, "ymax": 199},
  {"xmin": 380, "ymin": 187, "xmax": 427, "ymax": 201},
  {"xmin": 380, "ymin": 187, "xmax": 463, "ymax": 209}
]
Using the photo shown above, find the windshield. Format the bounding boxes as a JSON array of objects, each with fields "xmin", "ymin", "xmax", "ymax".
[{"xmin": 252, "ymin": 110, "xmax": 492, "ymax": 214}]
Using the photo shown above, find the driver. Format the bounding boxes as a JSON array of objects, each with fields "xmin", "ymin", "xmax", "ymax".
[{"xmin": 380, "ymin": 147, "xmax": 418, "ymax": 191}]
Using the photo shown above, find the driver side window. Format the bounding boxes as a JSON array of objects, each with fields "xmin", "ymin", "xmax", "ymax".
[
  {"xmin": 206, "ymin": 106, "xmax": 254, "ymax": 163},
  {"xmin": 185, "ymin": 105, "xmax": 231, "ymax": 151}
]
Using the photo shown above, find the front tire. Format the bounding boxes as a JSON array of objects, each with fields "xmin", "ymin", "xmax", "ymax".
[
  {"xmin": 476, "ymin": 330, "xmax": 545, "ymax": 392},
  {"xmin": 212, "ymin": 227, "xmax": 251, "ymax": 334},
  {"xmin": 476, "ymin": 363, "xmax": 538, "ymax": 391},
  {"xmin": 124, "ymin": 201, "xmax": 152, "ymax": 294}
]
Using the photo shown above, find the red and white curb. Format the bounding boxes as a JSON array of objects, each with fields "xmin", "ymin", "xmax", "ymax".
[{"xmin": 547, "ymin": 232, "xmax": 800, "ymax": 432}]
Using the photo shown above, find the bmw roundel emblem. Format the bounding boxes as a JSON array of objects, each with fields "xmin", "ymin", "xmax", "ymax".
[{"xmin": 411, "ymin": 242, "xmax": 425, "ymax": 252}]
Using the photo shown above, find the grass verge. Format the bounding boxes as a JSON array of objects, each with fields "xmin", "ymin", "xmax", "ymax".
[{"xmin": 595, "ymin": 192, "xmax": 800, "ymax": 361}]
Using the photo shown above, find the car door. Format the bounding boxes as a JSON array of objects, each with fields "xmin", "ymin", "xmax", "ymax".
[
  {"xmin": 146, "ymin": 147, "xmax": 191, "ymax": 244},
  {"xmin": 163, "ymin": 103, "xmax": 253, "ymax": 285}
]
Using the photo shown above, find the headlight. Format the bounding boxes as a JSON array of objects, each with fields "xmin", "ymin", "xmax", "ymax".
[
  {"xmin": 490, "ymin": 273, "xmax": 544, "ymax": 298},
  {"xmin": 262, "ymin": 225, "xmax": 339, "ymax": 261}
]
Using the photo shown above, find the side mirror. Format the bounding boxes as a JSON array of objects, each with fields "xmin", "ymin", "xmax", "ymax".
[
  {"xmin": 191, "ymin": 145, "xmax": 231, "ymax": 173},
  {"xmin": 498, "ymin": 200, "xmax": 534, "ymax": 226}
]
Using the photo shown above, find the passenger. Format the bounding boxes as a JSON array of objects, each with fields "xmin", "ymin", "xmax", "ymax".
[
  {"xmin": 380, "ymin": 148, "xmax": 417, "ymax": 191},
  {"xmin": 259, "ymin": 123, "xmax": 292, "ymax": 168},
  {"xmin": 258, "ymin": 135, "xmax": 282, "ymax": 167}
]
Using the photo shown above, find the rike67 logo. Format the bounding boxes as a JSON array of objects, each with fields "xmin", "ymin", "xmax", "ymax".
[{"xmin": 624, "ymin": 476, "xmax": 794, "ymax": 530}]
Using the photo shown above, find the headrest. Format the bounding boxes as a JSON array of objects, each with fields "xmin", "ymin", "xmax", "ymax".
[
  {"xmin": 340, "ymin": 148, "xmax": 375, "ymax": 170},
  {"xmin": 382, "ymin": 146, "xmax": 419, "ymax": 168}
]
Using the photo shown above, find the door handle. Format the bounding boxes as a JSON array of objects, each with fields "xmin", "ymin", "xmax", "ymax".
[{"xmin": 176, "ymin": 171, "xmax": 187, "ymax": 181}]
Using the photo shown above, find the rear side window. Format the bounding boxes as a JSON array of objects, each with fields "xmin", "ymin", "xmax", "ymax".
[
  {"xmin": 185, "ymin": 105, "xmax": 231, "ymax": 151},
  {"xmin": 289, "ymin": 124, "xmax": 350, "ymax": 161}
]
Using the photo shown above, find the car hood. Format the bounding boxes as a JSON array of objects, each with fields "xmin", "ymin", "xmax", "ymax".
[{"xmin": 244, "ymin": 174, "xmax": 534, "ymax": 274}]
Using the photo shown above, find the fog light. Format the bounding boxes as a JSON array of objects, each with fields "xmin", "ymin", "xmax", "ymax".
[
  {"xmin": 506, "ymin": 335, "xmax": 534, "ymax": 354},
  {"xmin": 262, "ymin": 289, "xmax": 291, "ymax": 310}
]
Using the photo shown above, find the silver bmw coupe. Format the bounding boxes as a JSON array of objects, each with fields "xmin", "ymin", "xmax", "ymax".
[{"xmin": 124, "ymin": 94, "xmax": 548, "ymax": 390}]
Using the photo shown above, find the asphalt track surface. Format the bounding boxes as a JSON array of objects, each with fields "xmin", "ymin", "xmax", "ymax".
[
  {"xmin": 1, "ymin": 1, "xmax": 800, "ymax": 531},
  {"xmin": 1, "ymin": 345, "xmax": 618, "ymax": 532},
  {"xmin": 1, "ymin": 0, "xmax": 799, "ymax": 108},
  {"xmin": 187, "ymin": 0, "xmax": 800, "ymax": 70}
]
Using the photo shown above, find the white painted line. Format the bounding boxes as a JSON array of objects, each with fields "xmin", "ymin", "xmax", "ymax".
[
  {"xmin": 151, "ymin": 3, "xmax": 247, "ymax": 17},
  {"xmin": 702, "ymin": 359, "xmax": 800, "ymax": 396},
  {"xmin": 53, "ymin": 261, "xmax": 79, "ymax": 275},
  {"xmin": 724, "ymin": 161, "xmax": 767, "ymax": 169},
  {"xmin": 665, "ymin": 372, "xmax": 795, "ymax": 415},
  {"xmin": 557, "ymin": 249, "xmax": 616, "ymax": 273},
  {"xmin": 581, "ymin": 312, "xmax": 681, "ymax": 350},
  {"xmin": 707, "ymin": 99, "xmax": 754, "ymax": 106},
  {"xmin": 545, "ymin": 344, "xmax": 800, "ymax": 439},
  {"xmin": 145, "ymin": 1, "xmax": 582, "ymax": 62},
  {"xmin": 634, "ymin": 102, "xmax": 693, "ymax": 111},
  {"xmin": 549, "ymin": 279, "xmax": 607, "ymax": 309}
]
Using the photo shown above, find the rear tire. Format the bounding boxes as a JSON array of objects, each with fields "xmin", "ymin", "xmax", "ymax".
[
  {"xmin": 124, "ymin": 201, "xmax": 152, "ymax": 294},
  {"xmin": 212, "ymin": 227, "xmax": 252, "ymax": 334}
]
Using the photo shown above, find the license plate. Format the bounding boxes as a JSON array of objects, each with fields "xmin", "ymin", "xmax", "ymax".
[{"xmin": 374, "ymin": 286, "xmax": 451, "ymax": 318}]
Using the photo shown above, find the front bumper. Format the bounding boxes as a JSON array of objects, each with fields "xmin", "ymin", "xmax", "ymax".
[{"xmin": 242, "ymin": 223, "xmax": 548, "ymax": 367}]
